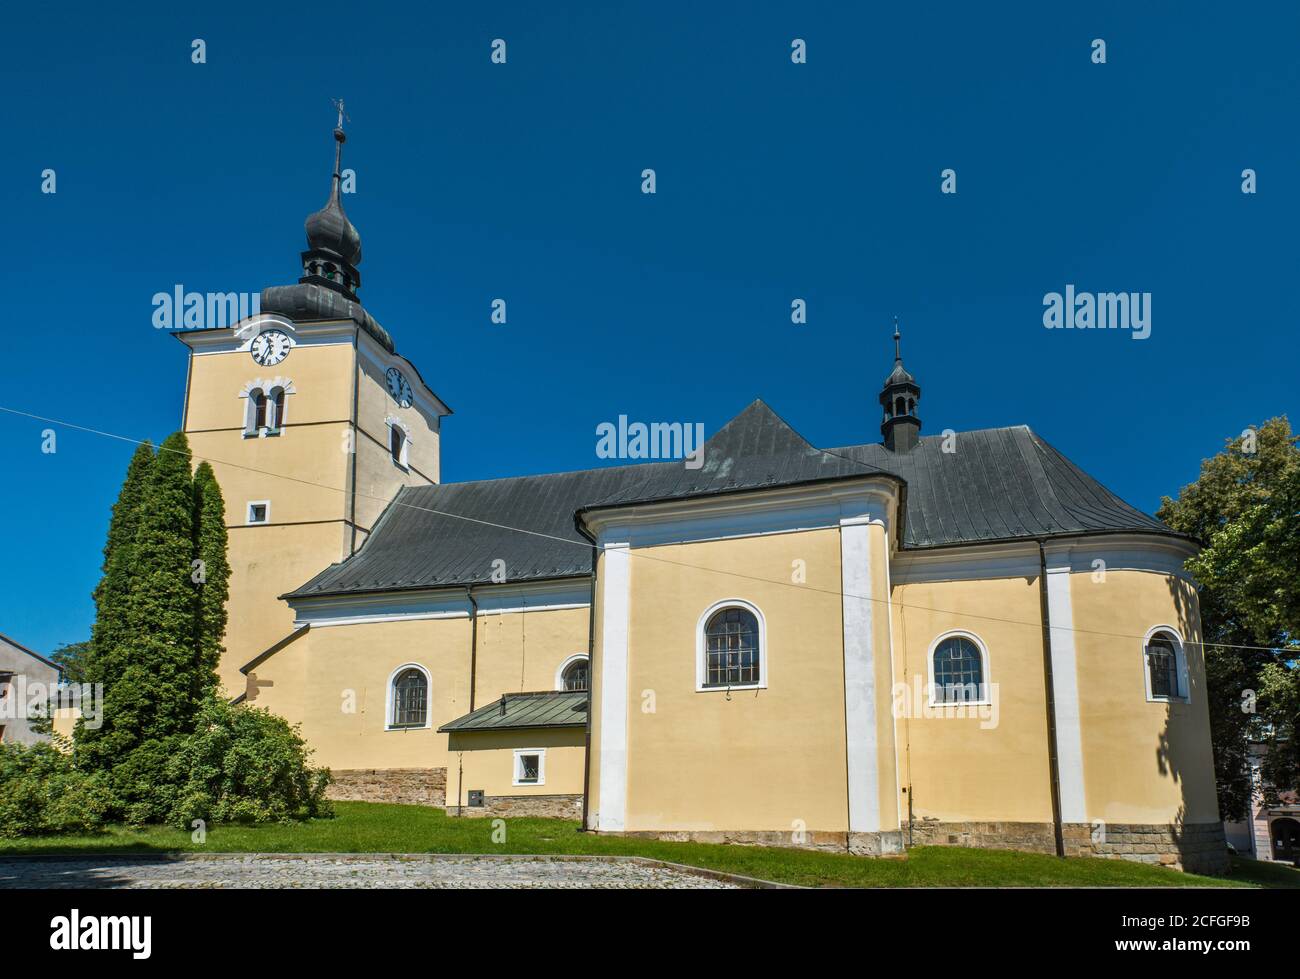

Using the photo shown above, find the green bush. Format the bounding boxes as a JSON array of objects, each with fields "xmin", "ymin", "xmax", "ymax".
[
  {"xmin": 0, "ymin": 742, "xmax": 112, "ymax": 838},
  {"xmin": 150, "ymin": 697, "xmax": 332, "ymax": 830}
]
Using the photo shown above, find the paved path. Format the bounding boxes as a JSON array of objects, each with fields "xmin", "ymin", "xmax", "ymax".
[{"xmin": 0, "ymin": 854, "xmax": 744, "ymax": 889}]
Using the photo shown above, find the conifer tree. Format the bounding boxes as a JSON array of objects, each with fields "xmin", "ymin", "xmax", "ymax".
[
  {"xmin": 76, "ymin": 441, "xmax": 154, "ymax": 760},
  {"xmin": 191, "ymin": 462, "xmax": 229, "ymax": 699}
]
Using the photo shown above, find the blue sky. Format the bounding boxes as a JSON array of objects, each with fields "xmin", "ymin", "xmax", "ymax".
[{"xmin": 1, "ymin": 1, "xmax": 1296, "ymax": 655}]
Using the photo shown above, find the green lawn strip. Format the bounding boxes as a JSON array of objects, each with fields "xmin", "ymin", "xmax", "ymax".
[
  {"xmin": 1225, "ymin": 855, "xmax": 1300, "ymax": 888},
  {"xmin": 0, "ymin": 801, "xmax": 1263, "ymax": 888}
]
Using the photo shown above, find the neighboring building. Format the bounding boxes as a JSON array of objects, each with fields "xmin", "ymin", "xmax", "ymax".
[
  {"xmin": 1223, "ymin": 742, "xmax": 1299, "ymax": 864},
  {"xmin": 0, "ymin": 632, "xmax": 61, "ymax": 746},
  {"xmin": 173, "ymin": 120, "xmax": 1227, "ymax": 873}
]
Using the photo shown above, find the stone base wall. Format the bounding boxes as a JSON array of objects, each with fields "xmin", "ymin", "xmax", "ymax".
[
  {"xmin": 1085, "ymin": 821, "xmax": 1230, "ymax": 875},
  {"xmin": 327, "ymin": 768, "xmax": 446, "ymax": 807},
  {"xmin": 446, "ymin": 794, "xmax": 583, "ymax": 819},
  {"xmin": 601, "ymin": 829, "xmax": 905, "ymax": 856},
  {"xmin": 908, "ymin": 819, "xmax": 1230, "ymax": 874}
]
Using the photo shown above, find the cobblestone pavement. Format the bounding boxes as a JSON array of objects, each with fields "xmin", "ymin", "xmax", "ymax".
[{"xmin": 0, "ymin": 854, "xmax": 743, "ymax": 889}]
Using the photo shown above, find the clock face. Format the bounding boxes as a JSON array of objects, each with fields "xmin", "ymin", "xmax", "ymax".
[
  {"xmin": 386, "ymin": 367, "xmax": 413, "ymax": 408},
  {"xmin": 250, "ymin": 330, "xmax": 291, "ymax": 367}
]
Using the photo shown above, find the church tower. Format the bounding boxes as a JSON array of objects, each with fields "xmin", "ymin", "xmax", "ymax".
[
  {"xmin": 879, "ymin": 319, "xmax": 921, "ymax": 452},
  {"xmin": 177, "ymin": 108, "xmax": 451, "ymax": 696}
]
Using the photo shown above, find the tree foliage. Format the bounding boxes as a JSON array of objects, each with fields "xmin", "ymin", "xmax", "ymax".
[
  {"xmin": 27, "ymin": 434, "xmax": 334, "ymax": 836},
  {"xmin": 1157, "ymin": 416, "xmax": 1300, "ymax": 819}
]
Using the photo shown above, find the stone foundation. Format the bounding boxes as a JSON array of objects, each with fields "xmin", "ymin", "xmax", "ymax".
[
  {"xmin": 907, "ymin": 819, "xmax": 1230, "ymax": 874},
  {"xmin": 447, "ymin": 794, "xmax": 583, "ymax": 819},
  {"xmin": 327, "ymin": 768, "xmax": 446, "ymax": 807},
  {"xmin": 601, "ymin": 829, "xmax": 905, "ymax": 856}
]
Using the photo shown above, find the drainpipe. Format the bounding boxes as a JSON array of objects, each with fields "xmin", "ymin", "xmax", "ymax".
[
  {"xmin": 1037, "ymin": 541, "xmax": 1066, "ymax": 858},
  {"xmin": 453, "ymin": 586, "xmax": 479, "ymax": 820},
  {"xmin": 465, "ymin": 585, "xmax": 479, "ymax": 711},
  {"xmin": 580, "ymin": 544, "xmax": 597, "ymax": 832}
]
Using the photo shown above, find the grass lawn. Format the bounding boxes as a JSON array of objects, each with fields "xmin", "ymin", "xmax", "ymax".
[{"xmin": 0, "ymin": 801, "xmax": 1286, "ymax": 888}]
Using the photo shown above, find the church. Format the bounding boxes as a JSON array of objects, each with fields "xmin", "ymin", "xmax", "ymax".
[{"xmin": 175, "ymin": 120, "xmax": 1227, "ymax": 873}]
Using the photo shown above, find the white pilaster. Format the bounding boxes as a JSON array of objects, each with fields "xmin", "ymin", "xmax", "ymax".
[
  {"xmin": 595, "ymin": 541, "xmax": 630, "ymax": 831},
  {"xmin": 1044, "ymin": 547, "xmax": 1087, "ymax": 824},
  {"xmin": 841, "ymin": 517, "xmax": 880, "ymax": 833}
]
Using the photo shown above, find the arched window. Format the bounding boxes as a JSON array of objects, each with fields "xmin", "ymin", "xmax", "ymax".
[
  {"xmin": 388, "ymin": 666, "xmax": 429, "ymax": 729},
  {"xmin": 698, "ymin": 601, "xmax": 765, "ymax": 690},
  {"xmin": 268, "ymin": 387, "xmax": 286, "ymax": 431},
  {"xmin": 558, "ymin": 655, "xmax": 589, "ymax": 692},
  {"xmin": 930, "ymin": 633, "xmax": 987, "ymax": 704},
  {"xmin": 1144, "ymin": 627, "xmax": 1189, "ymax": 702},
  {"xmin": 386, "ymin": 416, "xmax": 411, "ymax": 469},
  {"xmin": 252, "ymin": 389, "xmax": 267, "ymax": 431}
]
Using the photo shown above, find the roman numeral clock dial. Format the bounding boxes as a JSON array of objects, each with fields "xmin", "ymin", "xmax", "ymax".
[
  {"xmin": 386, "ymin": 368, "xmax": 413, "ymax": 408},
  {"xmin": 250, "ymin": 330, "xmax": 291, "ymax": 366}
]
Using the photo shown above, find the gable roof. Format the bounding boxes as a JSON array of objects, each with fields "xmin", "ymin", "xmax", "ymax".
[
  {"xmin": 285, "ymin": 401, "xmax": 1185, "ymax": 600},
  {"xmin": 0, "ymin": 632, "xmax": 61, "ymax": 673},
  {"xmin": 439, "ymin": 690, "xmax": 588, "ymax": 733}
]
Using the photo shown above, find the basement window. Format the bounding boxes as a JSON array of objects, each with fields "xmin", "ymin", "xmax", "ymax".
[
  {"xmin": 513, "ymin": 749, "xmax": 545, "ymax": 786},
  {"xmin": 246, "ymin": 501, "xmax": 270, "ymax": 525}
]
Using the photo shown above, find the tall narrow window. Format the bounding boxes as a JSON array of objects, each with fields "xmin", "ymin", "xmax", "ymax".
[
  {"xmin": 269, "ymin": 387, "xmax": 285, "ymax": 431},
  {"xmin": 932, "ymin": 634, "xmax": 986, "ymax": 704},
  {"xmin": 703, "ymin": 605, "xmax": 761, "ymax": 688},
  {"xmin": 391, "ymin": 668, "xmax": 428, "ymax": 728},
  {"xmin": 390, "ymin": 425, "xmax": 406, "ymax": 466},
  {"xmin": 251, "ymin": 389, "xmax": 267, "ymax": 432},
  {"xmin": 1144, "ymin": 630, "xmax": 1187, "ymax": 701}
]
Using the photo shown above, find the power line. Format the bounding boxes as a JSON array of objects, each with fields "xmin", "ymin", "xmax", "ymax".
[{"xmin": 4, "ymin": 403, "xmax": 1295, "ymax": 657}]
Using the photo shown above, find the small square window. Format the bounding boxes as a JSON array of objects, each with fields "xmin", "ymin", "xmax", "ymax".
[
  {"xmin": 513, "ymin": 749, "xmax": 544, "ymax": 786},
  {"xmin": 247, "ymin": 502, "xmax": 270, "ymax": 525}
]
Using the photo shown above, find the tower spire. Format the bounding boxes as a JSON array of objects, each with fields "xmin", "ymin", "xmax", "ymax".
[
  {"xmin": 300, "ymin": 100, "xmax": 362, "ymax": 297},
  {"xmin": 329, "ymin": 98, "xmax": 348, "ymax": 206},
  {"xmin": 893, "ymin": 315, "xmax": 901, "ymax": 362}
]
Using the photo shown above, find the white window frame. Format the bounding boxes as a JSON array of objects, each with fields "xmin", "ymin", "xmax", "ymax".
[
  {"xmin": 385, "ymin": 662, "xmax": 433, "ymax": 731},
  {"xmin": 555, "ymin": 653, "xmax": 590, "ymax": 692},
  {"xmin": 239, "ymin": 378, "xmax": 295, "ymax": 438},
  {"xmin": 385, "ymin": 415, "xmax": 412, "ymax": 470},
  {"xmin": 1142, "ymin": 625, "xmax": 1190, "ymax": 704},
  {"xmin": 513, "ymin": 747, "xmax": 546, "ymax": 786},
  {"xmin": 926, "ymin": 629, "xmax": 993, "ymax": 707},
  {"xmin": 695, "ymin": 598, "xmax": 768, "ymax": 693},
  {"xmin": 246, "ymin": 500, "xmax": 271, "ymax": 525}
]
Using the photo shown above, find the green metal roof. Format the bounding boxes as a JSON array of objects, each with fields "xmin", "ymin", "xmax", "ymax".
[{"xmin": 439, "ymin": 690, "xmax": 588, "ymax": 733}]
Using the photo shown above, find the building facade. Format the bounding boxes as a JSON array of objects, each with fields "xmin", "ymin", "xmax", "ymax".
[
  {"xmin": 176, "ymin": 123, "xmax": 1228, "ymax": 873},
  {"xmin": 0, "ymin": 632, "xmax": 61, "ymax": 746}
]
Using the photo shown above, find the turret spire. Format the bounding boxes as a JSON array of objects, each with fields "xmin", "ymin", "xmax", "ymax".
[{"xmin": 879, "ymin": 317, "xmax": 921, "ymax": 452}]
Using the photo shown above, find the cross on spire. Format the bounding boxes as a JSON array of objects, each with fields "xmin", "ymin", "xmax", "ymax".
[{"xmin": 893, "ymin": 315, "xmax": 902, "ymax": 362}]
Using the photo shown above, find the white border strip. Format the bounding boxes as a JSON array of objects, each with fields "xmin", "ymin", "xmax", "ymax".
[
  {"xmin": 596, "ymin": 542, "xmax": 631, "ymax": 832},
  {"xmin": 841, "ymin": 517, "xmax": 880, "ymax": 833}
]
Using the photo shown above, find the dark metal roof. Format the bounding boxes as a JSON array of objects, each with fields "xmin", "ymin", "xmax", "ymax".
[
  {"xmin": 260, "ymin": 283, "xmax": 395, "ymax": 353},
  {"xmin": 439, "ymin": 691, "xmax": 588, "ymax": 732},
  {"xmin": 285, "ymin": 401, "xmax": 1183, "ymax": 600}
]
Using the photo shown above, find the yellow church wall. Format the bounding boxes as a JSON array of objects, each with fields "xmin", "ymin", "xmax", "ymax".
[
  {"xmin": 868, "ymin": 524, "xmax": 901, "ymax": 834},
  {"xmin": 619, "ymin": 528, "xmax": 851, "ymax": 834},
  {"xmin": 446, "ymin": 728, "xmax": 587, "ymax": 808},
  {"xmin": 473, "ymin": 606, "xmax": 590, "ymax": 701},
  {"xmin": 890, "ymin": 572, "xmax": 1055, "ymax": 825},
  {"xmin": 247, "ymin": 598, "xmax": 592, "ymax": 776},
  {"xmin": 1070, "ymin": 569, "xmax": 1219, "ymax": 825},
  {"xmin": 285, "ymin": 616, "xmax": 473, "ymax": 772},
  {"xmin": 355, "ymin": 354, "xmax": 441, "ymax": 478},
  {"xmin": 183, "ymin": 341, "xmax": 355, "ymax": 434},
  {"xmin": 210, "ymin": 520, "xmax": 347, "ymax": 695},
  {"xmin": 242, "ymin": 625, "xmax": 309, "ymax": 723}
]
